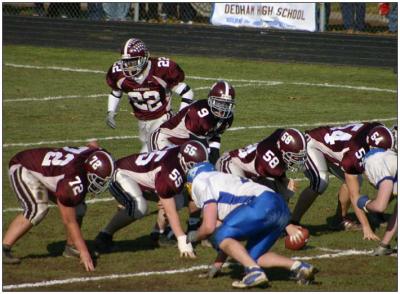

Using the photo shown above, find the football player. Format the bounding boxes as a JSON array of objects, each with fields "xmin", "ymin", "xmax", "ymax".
[
  {"xmin": 185, "ymin": 163, "xmax": 318, "ymax": 288},
  {"xmin": 216, "ymin": 128, "xmax": 307, "ymax": 201},
  {"xmin": 94, "ymin": 140, "xmax": 208, "ymax": 258},
  {"xmin": 2, "ymin": 143, "xmax": 115, "ymax": 271},
  {"xmin": 216, "ymin": 128, "xmax": 308, "ymax": 242},
  {"xmin": 291, "ymin": 122, "xmax": 395, "ymax": 240},
  {"xmin": 357, "ymin": 148, "xmax": 397, "ymax": 255},
  {"xmin": 105, "ymin": 38, "xmax": 194, "ymax": 152},
  {"xmin": 147, "ymin": 80, "xmax": 235, "ymax": 243}
]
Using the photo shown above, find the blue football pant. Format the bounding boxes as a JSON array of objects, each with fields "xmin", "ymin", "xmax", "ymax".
[{"xmin": 212, "ymin": 191, "xmax": 290, "ymax": 260}]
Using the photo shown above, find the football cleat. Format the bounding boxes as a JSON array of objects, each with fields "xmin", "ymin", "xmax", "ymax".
[
  {"xmin": 372, "ymin": 243, "xmax": 393, "ymax": 256},
  {"xmin": 232, "ymin": 267, "xmax": 269, "ymax": 289},
  {"xmin": 63, "ymin": 244, "xmax": 80, "ymax": 259},
  {"xmin": 339, "ymin": 217, "xmax": 362, "ymax": 231},
  {"xmin": 94, "ymin": 231, "xmax": 114, "ymax": 254},
  {"xmin": 290, "ymin": 262, "xmax": 318, "ymax": 285},
  {"xmin": 330, "ymin": 216, "xmax": 362, "ymax": 231},
  {"xmin": 2, "ymin": 245, "xmax": 21, "ymax": 264}
]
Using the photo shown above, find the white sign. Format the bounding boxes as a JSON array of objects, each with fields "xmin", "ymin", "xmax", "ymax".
[{"xmin": 211, "ymin": 3, "xmax": 316, "ymax": 32}]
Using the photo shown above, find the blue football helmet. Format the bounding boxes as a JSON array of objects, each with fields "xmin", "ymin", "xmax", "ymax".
[{"xmin": 186, "ymin": 162, "xmax": 216, "ymax": 183}]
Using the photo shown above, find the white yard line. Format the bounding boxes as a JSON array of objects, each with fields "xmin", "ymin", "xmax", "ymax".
[
  {"xmin": 3, "ymin": 247, "xmax": 393, "ymax": 290},
  {"xmin": 5, "ymin": 63, "xmax": 397, "ymax": 93},
  {"xmin": 3, "ymin": 93, "xmax": 107, "ymax": 103},
  {"xmin": 3, "ymin": 84, "xmax": 264, "ymax": 103},
  {"xmin": 2, "ymin": 117, "xmax": 396, "ymax": 148}
]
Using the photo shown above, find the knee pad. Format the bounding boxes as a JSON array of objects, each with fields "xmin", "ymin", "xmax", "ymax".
[
  {"xmin": 30, "ymin": 204, "xmax": 49, "ymax": 226},
  {"xmin": 316, "ymin": 171, "xmax": 329, "ymax": 194},
  {"xmin": 109, "ymin": 176, "xmax": 148, "ymax": 219},
  {"xmin": 306, "ymin": 169, "xmax": 329, "ymax": 194}
]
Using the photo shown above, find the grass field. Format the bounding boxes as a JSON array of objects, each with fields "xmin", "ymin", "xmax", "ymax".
[{"xmin": 2, "ymin": 44, "xmax": 398, "ymax": 291}]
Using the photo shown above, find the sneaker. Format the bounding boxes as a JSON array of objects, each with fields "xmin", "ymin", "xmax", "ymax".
[
  {"xmin": 232, "ymin": 267, "xmax": 269, "ymax": 289},
  {"xmin": 63, "ymin": 244, "xmax": 80, "ymax": 258},
  {"xmin": 94, "ymin": 232, "xmax": 114, "ymax": 254},
  {"xmin": 3, "ymin": 245, "xmax": 21, "ymax": 264},
  {"xmin": 372, "ymin": 243, "xmax": 393, "ymax": 256},
  {"xmin": 290, "ymin": 262, "xmax": 318, "ymax": 285}
]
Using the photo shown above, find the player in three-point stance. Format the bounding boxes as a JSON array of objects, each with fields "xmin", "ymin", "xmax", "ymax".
[{"xmin": 184, "ymin": 162, "xmax": 318, "ymax": 288}]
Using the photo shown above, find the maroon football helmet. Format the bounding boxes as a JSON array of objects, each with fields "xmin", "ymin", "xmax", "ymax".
[
  {"xmin": 120, "ymin": 38, "xmax": 150, "ymax": 78},
  {"xmin": 366, "ymin": 125, "xmax": 395, "ymax": 150},
  {"xmin": 277, "ymin": 128, "xmax": 307, "ymax": 172},
  {"xmin": 391, "ymin": 124, "xmax": 397, "ymax": 152},
  {"xmin": 178, "ymin": 140, "xmax": 209, "ymax": 173},
  {"xmin": 208, "ymin": 80, "xmax": 235, "ymax": 119},
  {"xmin": 83, "ymin": 150, "xmax": 115, "ymax": 194}
]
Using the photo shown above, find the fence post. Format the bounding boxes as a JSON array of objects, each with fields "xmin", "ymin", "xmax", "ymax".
[
  {"xmin": 133, "ymin": 2, "xmax": 139, "ymax": 22},
  {"xmin": 319, "ymin": 3, "xmax": 326, "ymax": 32}
]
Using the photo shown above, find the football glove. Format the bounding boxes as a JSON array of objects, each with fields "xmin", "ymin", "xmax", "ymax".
[
  {"xmin": 177, "ymin": 235, "xmax": 196, "ymax": 259},
  {"xmin": 106, "ymin": 111, "xmax": 117, "ymax": 129},
  {"xmin": 357, "ymin": 195, "xmax": 371, "ymax": 213}
]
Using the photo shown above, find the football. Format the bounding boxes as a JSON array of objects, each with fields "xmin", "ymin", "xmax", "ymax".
[{"xmin": 285, "ymin": 227, "xmax": 309, "ymax": 250}]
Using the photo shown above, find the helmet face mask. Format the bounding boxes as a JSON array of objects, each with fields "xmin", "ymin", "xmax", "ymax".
[
  {"xmin": 120, "ymin": 38, "xmax": 149, "ymax": 78},
  {"xmin": 84, "ymin": 151, "xmax": 115, "ymax": 195},
  {"xmin": 278, "ymin": 128, "xmax": 307, "ymax": 172},
  {"xmin": 208, "ymin": 95, "xmax": 235, "ymax": 119},
  {"xmin": 281, "ymin": 148, "xmax": 307, "ymax": 172},
  {"xmin": 208, "ymin": 80, "xmax": 235, "ymax": 119},
  {"xmin": 87, "ymin": 173, "xmax": 110, "ymax": 194},
  {"xmin": 121, "ymin": 56, "xmax": 148, "ymax": 78}
]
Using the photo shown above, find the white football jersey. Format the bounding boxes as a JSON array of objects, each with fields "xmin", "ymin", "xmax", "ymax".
[
  {"xmin": 364, "ymin": 149, "xmax": 397, "ymax": 195},
  {"xmin": 191, "ymin": 171, "xmax": 274, "ymax": 221}
]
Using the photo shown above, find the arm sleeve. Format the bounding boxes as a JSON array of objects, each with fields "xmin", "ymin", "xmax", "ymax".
[
  {"xmin": 173, "ymin": 82, "xmax": 194, "ymax": 110},
  {"xmin": 108, "ymin": 91, "xmax": 122, "ymax": 112}
]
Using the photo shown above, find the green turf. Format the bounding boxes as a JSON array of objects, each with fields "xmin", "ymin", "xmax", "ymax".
[{"xmin": 2, "ymin": 44, "xmax": 397, "ymax": 291}]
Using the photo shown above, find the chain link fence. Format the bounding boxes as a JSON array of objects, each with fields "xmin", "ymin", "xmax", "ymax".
[{"xmin": 2, "ymin": 2, "xmax": 398, "ymax": 33}]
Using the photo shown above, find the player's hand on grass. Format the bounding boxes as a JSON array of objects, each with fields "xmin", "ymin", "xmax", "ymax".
[
  {"xmin": 362, "ymin": 228, "xmax": 380, "ymax": 241},
  {"xmin": 177, "ymin": 235, "xmax": 196, "ymax": 259},
  {"xmin": 80, "ymin": 251, "xmax": 95, "ymax": 272}
]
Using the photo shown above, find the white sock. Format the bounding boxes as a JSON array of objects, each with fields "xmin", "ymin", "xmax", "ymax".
[{"xmin": 290, "ymin": 260, "xmax": 302, "ymax": 271}]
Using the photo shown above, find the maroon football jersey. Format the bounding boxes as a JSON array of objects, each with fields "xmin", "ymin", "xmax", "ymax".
[
  {"xmin": 9, "ymin": 146, "xmax": 101, "ymax": 206},
  {"xmin": 157, "ymin": 99, "xmax": 234, "ymax": 146},
  {"xmin": 115, "ymin": 146, "xmax": 185, "ymax": 199},
  {"xmin": 106, "ymin": 57, "xmax": 185, "ymax": 121},
  {"xmin": 229, "ymin": 129, "xmax": 287, "ymax": 178},
  {"xmin": 306, "ymin": 122, "xmax": 381, "ymax": 174}
]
